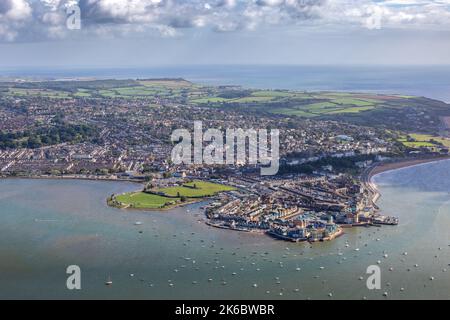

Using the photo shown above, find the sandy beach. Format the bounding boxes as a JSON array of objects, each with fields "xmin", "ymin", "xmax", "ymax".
[
  {"xmin": 362, "ymin": 155, "xmax": 450, "ymax": 206},
  {"xmin": 367, "ymin": 155, "xmax": 450, "ymax": 181}
]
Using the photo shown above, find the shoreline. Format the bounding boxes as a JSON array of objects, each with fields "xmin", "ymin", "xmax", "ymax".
[
  {"xmin": 362, "ymin": 155, "xmax": 450, "ymax": 205},
  {"xmin": 368, "ymin": 155, "xmax": 450, "ymax": 182},
  {"xmin": 0, "ymin": 174, "xmax": 144, "ymax": 184}
]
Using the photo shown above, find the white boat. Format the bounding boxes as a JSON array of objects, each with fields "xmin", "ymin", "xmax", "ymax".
[
  {"xmin": 105, "ymin": 277, "xmax": 113, "ymax": 286},
  {"xmin": 134, "ymin": 221, "xmax": 142, "ymax": 226}
]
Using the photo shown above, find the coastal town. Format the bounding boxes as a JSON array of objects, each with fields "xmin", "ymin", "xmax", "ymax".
[
  {"xmin": 1, "ymin": 78, "xmax": 449, "ymax": 242},
  {"xmin": 204, "ymin": 172, "xmax": 399, "ymax": 242}
]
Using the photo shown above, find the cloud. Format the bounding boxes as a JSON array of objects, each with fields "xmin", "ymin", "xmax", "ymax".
[
  {"xmin": 0, "ymin": 0, "xmax": 449, "ymax": 42},
  {"xmin": 0, "ymin": 0, "xmax": 32, "ymax": 41}
]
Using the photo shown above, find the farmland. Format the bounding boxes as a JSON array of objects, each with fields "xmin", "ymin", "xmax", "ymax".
[{"xmin": 1, "ymin": 78, "xmax": 449, "ymax": 135}]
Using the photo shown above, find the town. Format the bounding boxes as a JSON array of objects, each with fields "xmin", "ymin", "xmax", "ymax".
[{"xmin": 1, "ymin": 78, "xmax": 448, "ymax": 242}]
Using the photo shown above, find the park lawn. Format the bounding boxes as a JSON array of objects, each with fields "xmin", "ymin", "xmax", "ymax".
[
  {"xmin": 184, "ymin": 180, "xmax": 236, "ymax": 192},
  {"xmin": 115, "ymin": 192, "xmax": 178, "ymax": 209},
  {"xmin": 158, "ymin": 180, "xmax": 236, "ymax": 197}
]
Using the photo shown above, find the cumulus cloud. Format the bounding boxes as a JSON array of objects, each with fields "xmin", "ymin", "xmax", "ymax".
[
  {"xmin": 0, "ymin": 0, "xmax": 32, "ymax": 41},
  {"xmin": 0, "ymin": 0, "xmax": 449, "ymax": 41}
]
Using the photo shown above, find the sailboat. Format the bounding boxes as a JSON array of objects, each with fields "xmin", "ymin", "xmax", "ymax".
[{"xmin": 105, "ymin": 276, "xmax": 113, "ymax": 286}]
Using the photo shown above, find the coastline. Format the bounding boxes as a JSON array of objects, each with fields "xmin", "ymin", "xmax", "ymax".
[
  {"xmin": 368, "ymin": 155, "xmax": 450, "ymax": 181},
  {"xmin": 0, "ymin": 174, "xmax": 144, "ymax": 184},
  {"xmin": 363, "ymin": 155, "xmax": 450, "ymax": 205}
]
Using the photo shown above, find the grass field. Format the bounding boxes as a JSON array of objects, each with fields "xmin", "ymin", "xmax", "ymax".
[
  {"xmin": 273, "ymin": 98, "xmax": 377, "ymax": 117},
  {"xmin": 138, "ymin": 79, "xmax": 193, "ymax": 88},
  {"xmin": 327, "ymin": 106, "xmax": 375, "ymax": 114},
  {"xmin": 73, "ymin": 89, "xmax": 91, "ymax": 97},
  {"xmin": 270, "ymin": 108, "xmax": 316, "ymax": 117},
  {"xmin": 158, "ymin": 180, "xmax": 235, "ymax": 197},
  {"xmin": 331, "ymin": 98, "xmax": 376, "ymax": 106},
  {"xmin": 397, "ymin": 133, "xmax": 450, "ymax": 150},
  {"xmin": 250, "ymin": 90, "xmax": 294, "ymax": 97},
  {"xmin": 115, "ymin": 192, "xmax": 177, "ymax": 209},
  {"xmin": 191, "ymin": 95, "xmax": 276, "ymax": 104},
  {"xmin": 187, "ymin": 91, "xmax": 386, "ymax": 118},
  {"xmin": 190, "ymin": 97, "xmax": 231, "ymax": 104},
  {"xmin": 113, "ymin": 180, "xmax": 235, "ymax": 209},
  {"xmin": 8, "ymin": 88, "xmax": 70, "ymax": 98}
]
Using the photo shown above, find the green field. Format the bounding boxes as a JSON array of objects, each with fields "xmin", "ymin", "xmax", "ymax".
[
  {"xmin": 327, "ymin": 106, "xmax": 375, "ymax": 114},
  {"xmin": 397, "ymin": 133, "xmax": 450, "ymax": 150},
  {"xmin": 270, "ymin": 108, "xmax": 316, "ymax": 117},
  {"xmin": 113, "ymin": 180, "xmax": 235, "ymax": 209},
  {"xmin": 138, "ymin": 79, "xmax": 193, "ymax": 88},
  {"xmin": 331, "ymin": 98, "xmax": 376, "ymax": 106},
  {"xmin": 158, "ymin": 180, "xmax": 235, "ymax": 197},
  {"xmin": 190, "ymin": 97, "xmax": 231, "ymax": 104},
  {"xmin": 273, "ymin": 98, "xmax": 377, "ymax": 117},
  {"xmin": 73, "ymin": 89, "xmax": 92, "ymax": 97},
  {"xmin": 3, "ymin": 78, "xmax": 445, "ymax": 134},
  {"xmin": 115, "ymin": 192, "xmax": 177, "ymax": 209},
  {"xmin": 189, "ymin": 90, "xmax": 386, "ymax": 118},
  {"xmin": 8, "ymin": 88, "xmax": 70, "ymax": 98},
  {"xmin": 232, "ymin": 96, "xmax": 275, "ymax": 103},
  {"xmin": 250, "ymin": 90, "xmax": 294, "ymax": 97}
]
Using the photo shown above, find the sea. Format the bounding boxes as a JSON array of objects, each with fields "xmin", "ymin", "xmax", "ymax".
[
  {"xmin": 1, "ymin": 65, "xmax": 450, "ymax": 299},
  {"xmin": 2, "ymin": 65, "xmax": 450, "ymax": 102}
]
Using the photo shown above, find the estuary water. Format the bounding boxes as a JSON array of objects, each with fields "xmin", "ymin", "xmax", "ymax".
[{"xmin": 1, "ymin": 160, "xmax": 450, "ymax": 299}]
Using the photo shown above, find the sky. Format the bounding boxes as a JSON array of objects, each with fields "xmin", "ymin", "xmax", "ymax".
[{"xmin": 0, "ymin": 0, "xmax": 450, "ymax": 68}]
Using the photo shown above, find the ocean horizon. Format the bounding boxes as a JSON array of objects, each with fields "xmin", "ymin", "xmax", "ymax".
[{"xmin": 2, "ymin": 65, "xmax": 450, "ymax": 103}]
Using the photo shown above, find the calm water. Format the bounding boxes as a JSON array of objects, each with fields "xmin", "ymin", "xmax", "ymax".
[
  {"xmin": 1, "ymin": 160, "xmax": 450, "ymax": 299},
  {"xmin": 2, "ymin": 65, "xmax": 450, "ymax": 102}
]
